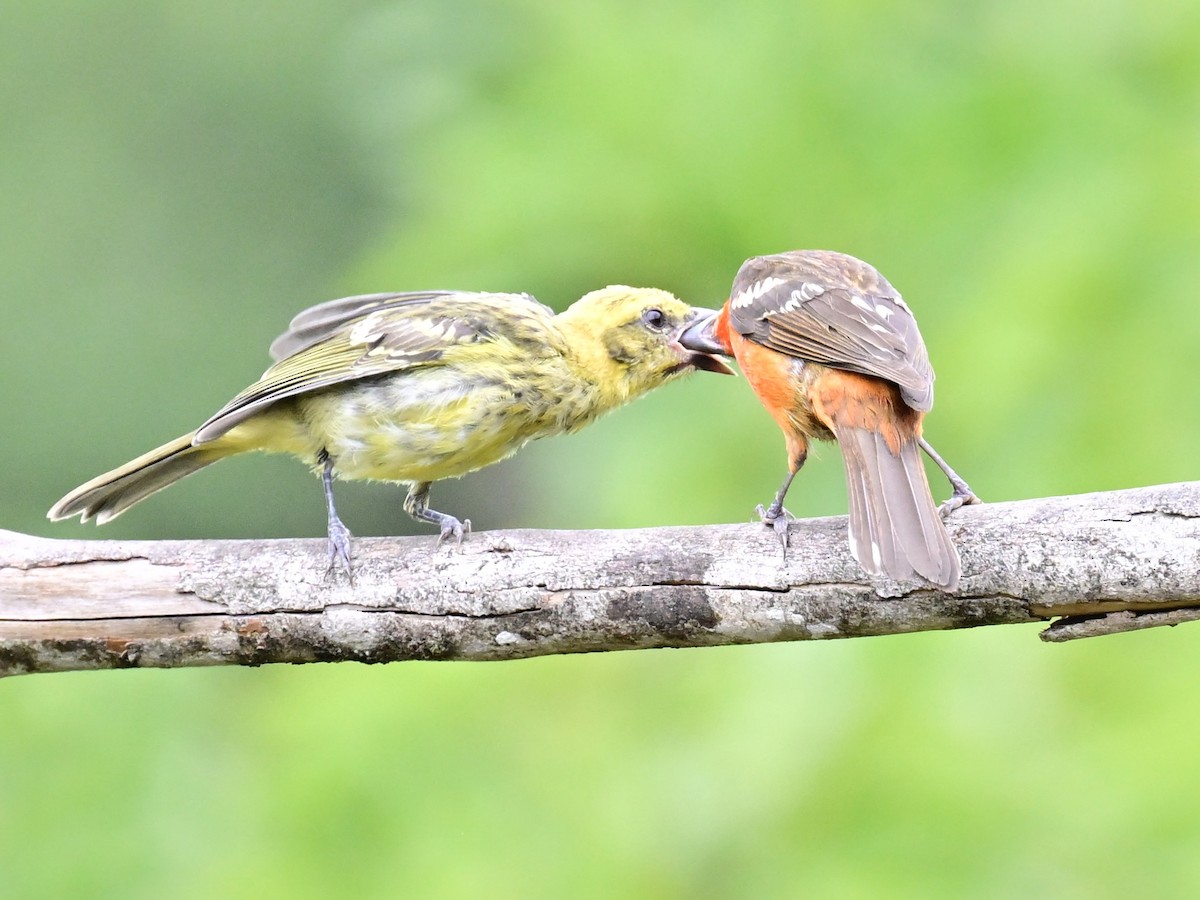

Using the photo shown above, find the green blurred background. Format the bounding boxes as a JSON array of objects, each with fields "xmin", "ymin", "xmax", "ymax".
[{"xmin": 3, "ymin": 1, "xmax": 1199, "ymax": 896}]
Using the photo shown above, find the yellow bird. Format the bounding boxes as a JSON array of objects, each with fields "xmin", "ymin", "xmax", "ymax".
[{"xmin": 49, "ymin": 286, "xmax": 733, "ymax": 570}]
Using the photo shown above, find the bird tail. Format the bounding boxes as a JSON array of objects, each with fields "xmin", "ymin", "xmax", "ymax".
[
  {"xmin": 837, "ymin": 425, "xmax": 961, "ymax": 590},
  {"xmin": 47, "ymin": 432, "xmax": 237, "ymax": 524}
]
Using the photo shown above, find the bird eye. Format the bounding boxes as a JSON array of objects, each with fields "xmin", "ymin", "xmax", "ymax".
[{"xmin": 641, "ymin": 308, "xmax": 668, "ymax": 331}]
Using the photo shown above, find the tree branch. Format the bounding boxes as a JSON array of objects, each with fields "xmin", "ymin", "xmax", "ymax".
[{"xmin": 3, "ymin": 482, "xmax": 1198, "ymax": 677}]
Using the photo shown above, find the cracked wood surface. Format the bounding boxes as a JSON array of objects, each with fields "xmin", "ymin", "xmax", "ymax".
[{"xmin": 2, "ymin": 482, "xmax": 1198, "ymax": 676}]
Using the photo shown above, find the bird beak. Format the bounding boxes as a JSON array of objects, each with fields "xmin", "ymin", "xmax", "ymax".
[{"xmin": 674, "ymin": 308, "xmax": 736, "ymax": 375}]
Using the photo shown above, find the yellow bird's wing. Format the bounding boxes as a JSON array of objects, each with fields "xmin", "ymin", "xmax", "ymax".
[{"xmin": 195, "ymin": 290, "xmax": 554, "ymax": 442}]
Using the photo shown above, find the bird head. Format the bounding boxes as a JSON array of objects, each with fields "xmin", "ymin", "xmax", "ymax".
[{"xmin": 557, "ymin": 286, "xmax": 735, "ymax": 404}]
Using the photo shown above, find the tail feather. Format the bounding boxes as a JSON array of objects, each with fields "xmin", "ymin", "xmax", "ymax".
[
  {"xmin": 838, "ymin": 425, "xmax": 960, "ymax": 590},
  {"xmin": 48, "ymin": 432, "xmax": 232, "ymax": 524}
]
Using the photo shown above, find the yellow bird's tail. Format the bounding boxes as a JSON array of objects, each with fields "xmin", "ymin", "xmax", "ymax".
[{"xmin": 48, "ymin": 432, "xmax": 239, "ymax": 524}]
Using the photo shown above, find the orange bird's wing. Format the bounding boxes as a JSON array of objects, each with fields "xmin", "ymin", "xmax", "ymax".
[{"xmin": 726, "ymin": 250, "xmax": 935, "ymax": 412}]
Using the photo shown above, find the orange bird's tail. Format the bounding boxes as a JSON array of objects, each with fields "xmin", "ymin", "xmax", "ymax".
[
  {"xmin": 837, "ymin": 424, "xmax": 960, "ymax": 590},
  {"xmin": 813, "ymin": 371, "xmax": 960, "ymax": 590}
]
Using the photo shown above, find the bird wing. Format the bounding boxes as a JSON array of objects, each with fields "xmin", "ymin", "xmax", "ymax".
[
  {"xmin": 195, "ymin": 291, "xmax": 555, "ymax": 442},
  {"xmin": 267, "ymin": 290, "xmax": 554, "ymax": 360},
  {"xmin": 726, "ymin": 250, "xmax": 935, "ymax": 411}
]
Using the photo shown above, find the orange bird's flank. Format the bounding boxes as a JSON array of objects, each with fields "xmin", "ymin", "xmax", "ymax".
[{"xmin": 679, "ymin": 249, "xmax": 978, "ymax": 590}]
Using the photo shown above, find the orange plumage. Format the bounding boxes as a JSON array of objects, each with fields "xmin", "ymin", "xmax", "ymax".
[{"xmin": 683, "ymin": 251, "xmax": 977, "ymax": 590}]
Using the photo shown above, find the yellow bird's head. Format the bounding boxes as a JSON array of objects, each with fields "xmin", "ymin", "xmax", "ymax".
[{"xmin": 555, "ymin": 285, "xmax": 735, "ymax": 405}]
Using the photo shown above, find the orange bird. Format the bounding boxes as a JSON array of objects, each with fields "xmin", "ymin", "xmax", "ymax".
[{"xmin": 679, "ymin": 250, "xmax": 977, "ymax": 590}]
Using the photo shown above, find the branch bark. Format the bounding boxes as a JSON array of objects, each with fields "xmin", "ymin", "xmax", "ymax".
[{"xmin": 3, "ymin": 482, "xmax": 1198, "ymax": 677}]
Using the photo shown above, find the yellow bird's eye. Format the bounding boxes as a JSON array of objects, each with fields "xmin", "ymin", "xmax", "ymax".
[{"xmin": 641, "ymin": 308, "xmax": 668, "ymax": 332}]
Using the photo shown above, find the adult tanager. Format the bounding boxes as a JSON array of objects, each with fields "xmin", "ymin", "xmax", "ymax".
[
  {"xmin": 50, "ymin": 286, "xmax": 734, "ymax": 570},
  {"xmin": 679, "ymin": 250, "xmax": 976, "ymax": 590}
]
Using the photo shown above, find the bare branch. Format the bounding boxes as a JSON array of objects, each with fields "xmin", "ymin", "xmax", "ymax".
[{"xmin": 3, "ymin": 482, "xmax": 1198, "ymax": 677}]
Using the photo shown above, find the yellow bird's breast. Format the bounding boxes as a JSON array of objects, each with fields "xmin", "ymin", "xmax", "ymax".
[{"xmin": 292, "ymin": 361, "xmax": 601, "ymax": 484}]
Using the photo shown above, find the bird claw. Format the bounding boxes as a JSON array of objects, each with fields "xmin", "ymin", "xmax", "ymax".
[
  {"xmin": 756, "ymin": 503, "xmax": 794, "ymax": 549},
  {"xmin": 325, "ymin": 517, "xmax": 355, "ymax": 583},
  {"xmin": 436, "ymin": 516, "xmax": 471, "ymax": 546},
  {"xmin": 938, "ymin": 488, "xmax": 982, "ymax": 518}
]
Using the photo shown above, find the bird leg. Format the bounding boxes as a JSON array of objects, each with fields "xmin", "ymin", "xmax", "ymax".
[
  {"xmin": 918, "ymin": 437, "xmax": 981, "ymax": 516},
  {"xmin": 756, "ymin": 482, "xmax": 795, "ymax": 548},
  {"xmin": 758, "ymin": 449, "xmax": 806, "ymax": 549},
  {"xmin": 319, "ymin": 449, "xmax": 354, "ymax": 579},
  {"xmin": 404, "ymin": 482, "xmax": 471, "ymax": 545}
]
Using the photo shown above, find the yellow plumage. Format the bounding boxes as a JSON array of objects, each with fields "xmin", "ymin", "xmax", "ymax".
[{"xmin": 49, "ymin": 285, "xmax": 731, "ymax": 569}]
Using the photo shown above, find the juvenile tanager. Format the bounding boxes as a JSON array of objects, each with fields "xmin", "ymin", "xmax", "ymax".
[{"xmin": 50, "ymin": 286, "xmax": 733, "ymax": 570}]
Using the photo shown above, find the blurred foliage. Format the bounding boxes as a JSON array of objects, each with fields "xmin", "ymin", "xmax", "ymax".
[{"xmin": 2, "ymin": 0, "xmax": 1199, "ymax": 896}]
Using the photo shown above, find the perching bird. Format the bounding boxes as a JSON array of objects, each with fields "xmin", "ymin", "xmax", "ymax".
[
  {"xmin": 678, "ymin": 250, "xmax": 977, "ymax": 590},
  {"xmin": 49, "ymin": 286, "xmax": 734, "ymax": 571}
]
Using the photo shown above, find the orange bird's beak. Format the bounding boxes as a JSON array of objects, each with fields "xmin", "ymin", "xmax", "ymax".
[{"xmin": 675, "ymin": 308, "xmax": 735, "ymax": 375}]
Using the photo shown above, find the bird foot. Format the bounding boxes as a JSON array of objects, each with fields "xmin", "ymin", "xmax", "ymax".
[
  {"xmin": 756, "ymin": 503, "xmax": 794, "ymax": 549},
  {"xmin": 938, "ymin": 486, "xmax": 982, "ymax": 518},
  {"xmin": 325, "ymin": 517, "xmax": 355, "ymax": 582},
  {"xmin": 437, "ymin": 516, "xmax": 471, "ymax": 546}
]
